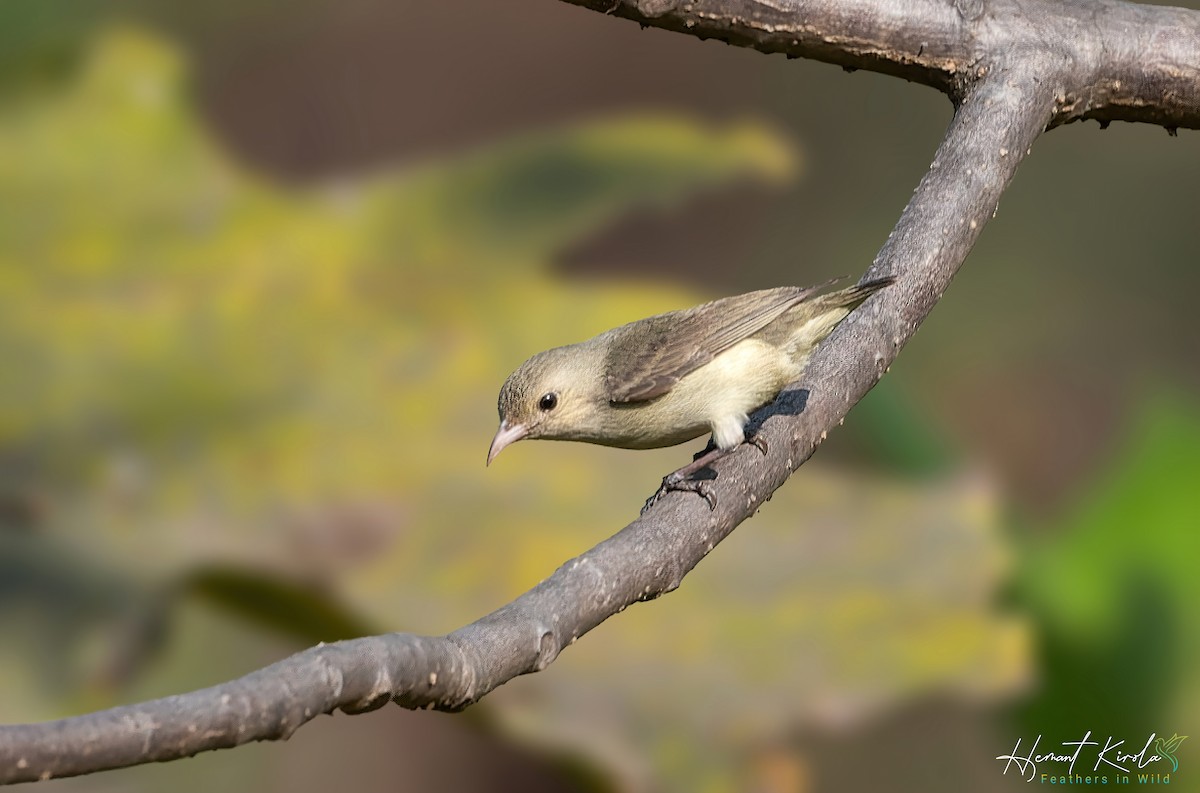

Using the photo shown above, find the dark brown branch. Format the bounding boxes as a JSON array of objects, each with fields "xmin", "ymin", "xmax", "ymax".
[
  {"xmin": 592, "ymin": 0, "xmax": 976, "ymax": 93},
  {"xmin": 566, "ymin": 0, "xmax": 1200, "ymax": 130},
  {"xmin": 2, "ymin": 0, "xmax": 1198, "ymax": 784}
]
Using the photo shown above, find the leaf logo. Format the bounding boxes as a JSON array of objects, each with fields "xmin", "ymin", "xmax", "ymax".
[{"xmin": 1155, "ymin": 733, "xmax": 1188, "ymax": 773}]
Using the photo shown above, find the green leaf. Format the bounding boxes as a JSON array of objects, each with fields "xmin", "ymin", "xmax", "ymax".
[
  {"xmin": 0, "ymin": 0, "xmax": 106, "ymax": 99},
  {"xmin": 1014, "ymin": 394, "xmax": 1200, "ymax": 735},
  {"xmin": 379, "ymin": 114, "xmax": 796, "ymax": 264},
  {"xmin": 179, "ymin": 565, "xmax": 381, "ymax": 644}
]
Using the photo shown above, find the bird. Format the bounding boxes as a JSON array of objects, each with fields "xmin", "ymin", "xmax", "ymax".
[{"xmin": 488, "ymin": 276, "xmax": 894, "ymax": 510}]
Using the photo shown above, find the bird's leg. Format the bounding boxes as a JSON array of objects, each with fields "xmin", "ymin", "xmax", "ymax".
[
  {"xmin": 666, "ymin": 445, "xmax": 728, "ymax": 484},
  {"xmin": 642, "ymin": 421, "xmax": 771, "ymax": 513},
  {"xmin": 691, "ymin": 437, "xmax": 718, "ymax": 462}
]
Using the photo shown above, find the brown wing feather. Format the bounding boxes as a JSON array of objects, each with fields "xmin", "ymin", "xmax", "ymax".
[{"xmin": 602, "ymin": 283, "xmax": 834, "ymax": 403}]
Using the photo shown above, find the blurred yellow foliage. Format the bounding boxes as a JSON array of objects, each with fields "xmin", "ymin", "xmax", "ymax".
[
  {"xmin": 0, "ymin": 27, "xmax": 1030, "ymax": 793},
  {"xmin": 0, "ymin": 27, "xmax": 795, "ymax": 581}
]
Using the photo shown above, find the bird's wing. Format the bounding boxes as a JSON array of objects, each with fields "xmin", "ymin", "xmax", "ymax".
[{"xmin": 602, "ymin": 284, "xmax": 829, "ymax": 403}]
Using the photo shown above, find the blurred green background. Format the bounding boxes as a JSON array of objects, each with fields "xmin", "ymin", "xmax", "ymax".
[{"xmin": 1, "ymin": 2, "xmax": 1197, "ymax": 792}]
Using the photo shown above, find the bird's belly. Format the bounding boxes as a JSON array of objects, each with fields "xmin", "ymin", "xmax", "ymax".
[
  {"xmin": 596, "ymin": 404, "xmax": 711, "ymax": 449},
  {"xmin": 600, "ymin": 339, "xmax": 793, "ymax": 449}
]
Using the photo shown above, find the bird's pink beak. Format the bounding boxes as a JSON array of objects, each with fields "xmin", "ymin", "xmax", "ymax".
[{"xmin": 487, "ymin": 420, "xmax": 529, "ymax": 466}]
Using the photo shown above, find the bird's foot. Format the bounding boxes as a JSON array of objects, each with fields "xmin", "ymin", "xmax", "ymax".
[
  {"xmin": 642, "ymin": 472, "xmax": 718, "ymax": 514},
  {"xmin": 641, "ymin": 437, "xmax": 765, "ymax": 513}
]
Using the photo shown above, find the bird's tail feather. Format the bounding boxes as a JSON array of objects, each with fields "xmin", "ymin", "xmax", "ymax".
[
  {"xmin": 777, "ymin": 275, "xmax": 895, "ymax": 359},
  {"xmin": 817, "ymin": 276, "xmax": 895, "ymax": 309}
]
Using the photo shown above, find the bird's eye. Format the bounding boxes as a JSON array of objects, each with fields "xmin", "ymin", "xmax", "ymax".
[{"xmin": 538, "ymin": 392, "xmax": 559, "ymax": 411}]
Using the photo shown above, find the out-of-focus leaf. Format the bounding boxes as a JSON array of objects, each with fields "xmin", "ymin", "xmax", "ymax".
[
  {"xmin": 0, "ymin": 27, "xmax": 801, "ymax": 703},
  {"xmin": 0, "ymin": 527, "xmax": 378, "ymax": 704},
  {"xmin": 0, "ymin": 28, "xmax": 1030, "ymax": 793},
  {"xmin": 1014, "ymin": 395, "xmax": 1200, "ymax": 741},
  {"xmin": 842, "ymin": 381, "xmax": 958, "ymax": 475},
  {"xmin": 0, "ymin": 27, "xmax": 792, "ymax": 505},
  {"xmin": 0, "ymin": 527, "xmax": 159, "ymax": 709},
  {"xmin": 0, "ymin": 525, "xmax": 381, "ymax": 710},
  {"xmin": 0, "ymin": 0, "xmax": 108, "ymax": 99},
  {"xmin": 180, "ymin": 565, "xmax": 380, "ymax": 644},
  {"xmin": 377, "ymin": 114, "xmax": 796, "ymax": 266}
]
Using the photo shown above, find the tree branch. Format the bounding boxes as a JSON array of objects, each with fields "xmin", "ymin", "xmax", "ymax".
[
  {"xmin": 566, "ymin": 0, "xmax": 1200, "ymax": 130},
  {"xmin": 3, "ymin": 0, "xmax": 1198, "ymax": 784},
  {"xmin": 589, "ymin": 0, "xmax": 976, "ymax": 92}
]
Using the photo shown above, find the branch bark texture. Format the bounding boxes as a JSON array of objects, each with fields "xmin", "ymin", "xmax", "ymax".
[{"xmin": 3, "ymin": 0, "xmax": 1198, "ymax": 784}]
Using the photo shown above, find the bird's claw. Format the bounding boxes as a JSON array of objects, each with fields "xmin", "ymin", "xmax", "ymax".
[
  {"xmin": 746, "ymin": 432, "xmax": 769, "ymax": 456},
  {"xmin": 642, "ymin": 473, "xmax": 718, "ymax": 514}
]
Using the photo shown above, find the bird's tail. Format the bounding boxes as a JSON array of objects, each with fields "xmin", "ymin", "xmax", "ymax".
[
  {"xmin": 779, "ymin": 275, "xmax": 895, "ymax": 360},
  {"xmin": 817, "ymin": 276, "xmax": 895, "ymax": 310}
]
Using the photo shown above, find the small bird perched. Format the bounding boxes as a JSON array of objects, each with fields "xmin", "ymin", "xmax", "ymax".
[{"xmin": 488, "ymin": 276, "xmax": 894, "ymax": 509}]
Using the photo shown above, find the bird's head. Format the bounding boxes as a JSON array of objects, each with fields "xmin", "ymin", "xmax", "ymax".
[{"xmin": 488, "ymin": 346, "xmax": 596, "ymax": 465}]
